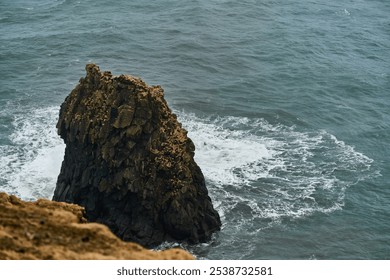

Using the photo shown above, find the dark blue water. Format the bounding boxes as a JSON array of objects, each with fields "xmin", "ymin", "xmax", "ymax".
[{"xmin": 1, "ymin": 0, "xmax": 389, "ymax": 259}]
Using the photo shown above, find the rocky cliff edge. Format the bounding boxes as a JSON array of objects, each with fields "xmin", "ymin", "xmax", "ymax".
[{"xmin": 0, "ymin": 192, "xmax": 194, "ymax": 260}]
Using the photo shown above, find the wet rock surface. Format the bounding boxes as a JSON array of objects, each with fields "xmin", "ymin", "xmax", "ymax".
[{"xmin": 53, "ymin": 64, "xmax": 221, "ymax": 247}]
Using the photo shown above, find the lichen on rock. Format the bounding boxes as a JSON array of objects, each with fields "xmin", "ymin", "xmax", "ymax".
[{"xmin": 53, "ymin": 64, "xmax": 221, "ymax": 247}]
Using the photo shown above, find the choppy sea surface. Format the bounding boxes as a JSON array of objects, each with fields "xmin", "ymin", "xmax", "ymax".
[{"xmin": 1, "ymin": 0, "xmax": 389, "ymax": 259}]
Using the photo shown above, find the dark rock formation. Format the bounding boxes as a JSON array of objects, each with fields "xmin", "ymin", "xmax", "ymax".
[
  {"xmin": 53, "ymin": 64, "xmax": 221, "ymax": 247},
  {"xmin": 0, "ymin": 192, "xmax": 194, "ymax": 260}
]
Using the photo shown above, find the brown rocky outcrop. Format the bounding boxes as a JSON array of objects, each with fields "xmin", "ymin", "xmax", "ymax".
[
  {"xmin": 53, "ymin": 64, "xmax": 221, "ymax": 247},
  {"xmin": 0, "ymin": 192, "xmax": 194, "ymax": 260}
]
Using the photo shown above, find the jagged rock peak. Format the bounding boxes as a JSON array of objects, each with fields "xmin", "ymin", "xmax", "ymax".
[{"xmin": 54, "ymin": 64, "xmax": 221, "ymax": 247}]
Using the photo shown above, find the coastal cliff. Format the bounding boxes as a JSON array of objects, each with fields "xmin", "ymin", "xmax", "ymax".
[
  {"xmin": 0, "ymin": 192, "xmax": 194, "ymax": 260},
  {"xmin": 53, "ymin": 64, "xmax": 221, "ymax": 247}
]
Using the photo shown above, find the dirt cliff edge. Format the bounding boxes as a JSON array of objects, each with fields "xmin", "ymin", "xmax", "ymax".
[{"xmin": 0, "ymin": 192, "xmax": 194, "ymax": 260}]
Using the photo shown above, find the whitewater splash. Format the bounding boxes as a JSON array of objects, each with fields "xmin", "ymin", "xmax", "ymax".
[
  {"xmin": 178, "ymin": 112, "xmax": 375, "ymax": 231},
  {"xmin": 0, "ymin": 106, "xmax": 375, "ymax": 227},
  {"xmin": 0, "ymin": 106, "xmax": 65, "ymax": 200}
]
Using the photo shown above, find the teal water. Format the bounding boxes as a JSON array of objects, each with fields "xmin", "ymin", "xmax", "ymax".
[{"xmin": 0, "ymin": 0, "xmax": 389, "ymax": 259}]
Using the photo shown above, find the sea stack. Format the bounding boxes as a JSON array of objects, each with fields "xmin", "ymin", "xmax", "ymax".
[{"xmin": 53, "ymin": 64, "xmax": 221, "ymax": 247}]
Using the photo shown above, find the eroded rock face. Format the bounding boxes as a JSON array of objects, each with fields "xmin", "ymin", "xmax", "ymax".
[
  {"xmin": 0, "ymin": 193, "xmax": 194, "ymax": 260},
  {"xmin": 53, "ymin": 64, "xmax": 221, "ymax": 247}
]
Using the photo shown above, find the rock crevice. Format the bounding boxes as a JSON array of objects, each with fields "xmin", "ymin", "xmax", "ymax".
[{"xmin": 53, "ymin": 64, "xmax": 221, "ymax": 247}]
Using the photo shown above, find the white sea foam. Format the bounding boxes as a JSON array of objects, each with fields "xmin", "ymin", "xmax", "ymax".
[
  {"xmin": 343, "ymin": 9, "xmax": 351, "ymax": 16},
  {"xmin": 177, "ymin": 112, "xmax": 376, "ymax": 230},
  {"xmin": 0, "ymin": 105, "xmax": 375, "ymax": 230},
  {"xmin": 0, "ymin": 106, "xmax": 65, "ymax": 200},
  {"xmin": 180, "ymin": 116, "xmax": 274, "ymax": 187}
]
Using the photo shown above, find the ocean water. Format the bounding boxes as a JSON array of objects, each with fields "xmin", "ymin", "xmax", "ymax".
[{"xmin": 0, "ymin": 0, "xmax": 389, "ymax": 259}]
